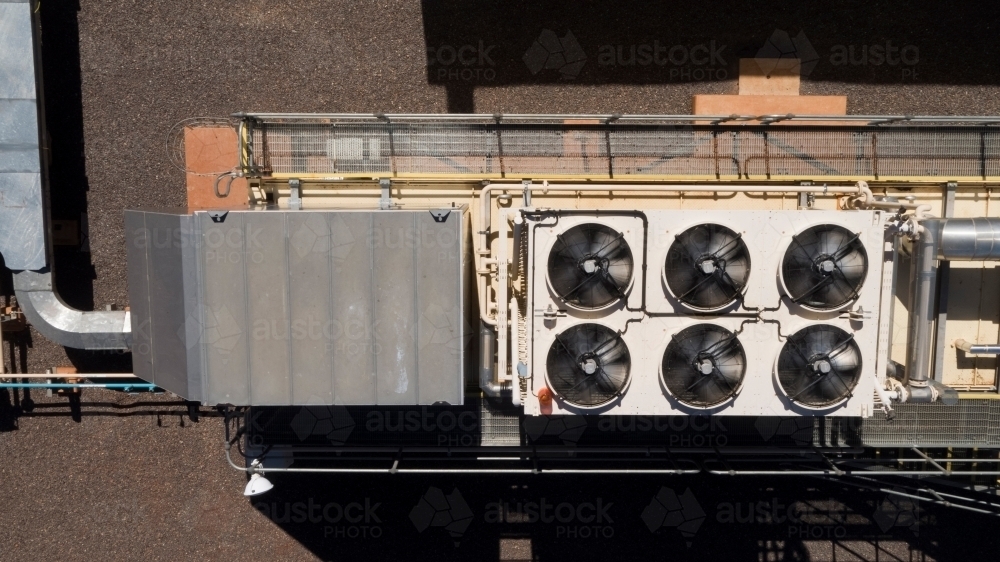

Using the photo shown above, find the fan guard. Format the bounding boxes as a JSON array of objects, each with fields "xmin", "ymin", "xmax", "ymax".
[
  {"xmin": 546, "ymin": 323, "xmax": 631, "ymax": 407},
  {"xmin": 547, "ymin": 223, "xmax": 634, "ymax": 311},
  {"xmin": 661, "ymin": 324, "xmax": 747, "ymax": 407},
  {"xmin": 664, "ymin": 224, "xmax": 751, "ymax": 311},
  {"xmin": 780, "ymin": 224, "xmax": 868, "ymax": 311},
  {"xmin": 776, "ymin": 325, "xmax": 863, "ymax": 408}
]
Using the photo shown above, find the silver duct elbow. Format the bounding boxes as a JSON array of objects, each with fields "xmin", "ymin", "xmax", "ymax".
[{"xmin": 13, "ymin": 270, "xmax": 132, "ymax": 351}]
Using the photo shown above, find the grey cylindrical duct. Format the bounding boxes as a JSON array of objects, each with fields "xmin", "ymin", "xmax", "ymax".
[
  {"xmin": 938, "ymin": 218, "xmax": 1000, "ymax": 260},
  {"xmin": 479, "ymin": 325, "xmax": 510, "ymax": 399},
  {"xmin": 905, "ymin": 220, "xmax": 941, "ymax": 400}
]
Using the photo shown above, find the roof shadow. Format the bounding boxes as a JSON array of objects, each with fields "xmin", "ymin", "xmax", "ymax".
[{"xmin": 421, "ymin": 1, "xmax": 1000, "ymax": 111}]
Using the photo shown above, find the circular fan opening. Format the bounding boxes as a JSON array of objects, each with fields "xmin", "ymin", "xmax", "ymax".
[
  {"xmin": 776, "ymin": 325, "xmax": 863, "ymax": 408},
  {"xmin": 661, "ymin": 324, "xmax": 747, "ymax": 407},
  {"xmin": 664, "ymin": 224, "xmax": 751, "ymax": 311},
  {"xmin": 546, "ymin": 323, "xmax": 631, "ymax": 407},
  {"xmin": 547, "ymin": 223, "xmax": 634, "ymax": 311},
  {"xmin": 780, "ymin": 224, "xmax": 868, "ymax": 311}
]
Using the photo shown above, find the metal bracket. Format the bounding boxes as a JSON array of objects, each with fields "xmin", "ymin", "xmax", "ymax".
[
  {"xmin": 207, "ymin": 210, "xmax": 229, "ymax": 223},
  {"xmin": 379, "ymin": 178, "xmax": 393, "ymax": 210},
  {"xmin": 840, "ymin": 305, "xmax": 872, "ymax": 321},
  {"xmin": 288, "ymin": 178, "xmax": 302, "ymax": 210},
  {"xmin": 797, "ymin": 182, "xmax": 815, "ymax": 209},
  {"xmin": 521, "ymin": 179, "xmax": 532, "ymax": 207},
  {"xmin": 429, "ymin": 209, "xmax": 451, "ymax": 223},
  {"xmin": 516, "ymin": 361, "xmax": 529, "ymax": 379},
  {"xmin": 535, "ymin": 305, "xmax": 566, "ymax": 319},
  {"xmin": 1, "ymin": 302, "xmax": 26, "ymax": 332}
]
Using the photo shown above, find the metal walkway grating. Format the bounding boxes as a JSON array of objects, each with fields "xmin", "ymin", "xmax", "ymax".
[
  {"xmin": 242, "ymin": 117, "xmax": 1000, "ymax": 180},
  {"xmin": 856, "ymin": 400, "xmax": 1000, "ymax": 447}
]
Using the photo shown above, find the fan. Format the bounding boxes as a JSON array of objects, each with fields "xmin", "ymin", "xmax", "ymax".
[
  {"xmin": 664, "ymin": 224, "xmax": 751, "ymax": 311},
  {"xmin": 661, "ymin": 324, "xmax": 747, "ymax": 407},
  {"xmin": 547, "ymin": 223, "xmax": 634, "ymax": 310},
  {"xmin": 781, "ymin": 224, "xmax": 868, "ymax": 311},
  {"xmin": 546, "ymin": 323, "xmax": 631, "ymax": 407},
  {"xmin": 776, "ymin": 325, "xmax": 863, "ymax": 408}
]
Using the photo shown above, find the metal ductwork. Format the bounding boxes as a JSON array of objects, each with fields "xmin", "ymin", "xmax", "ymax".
[
  {"xmin": 12, "ymin": 270, "xmax": 131, "ymax": 350},
  {"xmin": 938, "ymin": 218, "xmax": 1000, "ymax": 260},
  {"xmin": 1, "ymin": 2, "xmax": 131, "ymax": 351},
  {"xmin": 904, "ymin": 217, "xmax": 1000, "ymax": 402},
  {"xmin": 479, "ymin": 325, "xmax": 511, "ymax": 399}
]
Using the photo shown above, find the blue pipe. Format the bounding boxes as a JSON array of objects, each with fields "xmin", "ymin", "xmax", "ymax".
[{"xmin": 0, "ymin": 383, "xmax": 159, "ymax": 391}]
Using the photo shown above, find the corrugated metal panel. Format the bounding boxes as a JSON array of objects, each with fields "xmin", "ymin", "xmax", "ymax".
[
  {"xmin": 126, "ymin": 207, "xmax": 469, "ymax": 406},
  {"xmin": 249, "ymin": 120, "xmax": 1000, "ymax": 181}
]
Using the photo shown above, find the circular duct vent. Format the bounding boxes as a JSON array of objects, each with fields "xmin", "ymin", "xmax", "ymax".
[
  {"xmin": 547, "ymin": 223, "xmax": 634, "ymax": 311},
  {"xmin": 661, "ymin": 324, "xmax": 747, "ymax": 408},
  {"xmin": 776, "ymin": 325, "xmax": 862, "ymax": 408},
  {"xmin": 664, "ymin": 224, "xmax": 751, "ymax": 312},
  {"xmin": 546, "ymin": 323, "xmax": 631, "ymax": 408},
  {"xmin": 780, "ymin": 224, "xmax": 868, "ymax": 311}
]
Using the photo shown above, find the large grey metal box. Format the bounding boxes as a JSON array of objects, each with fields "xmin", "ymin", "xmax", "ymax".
[{"xmin": 125, "ymin": 207, "xmax": 471, "ymax": 406}]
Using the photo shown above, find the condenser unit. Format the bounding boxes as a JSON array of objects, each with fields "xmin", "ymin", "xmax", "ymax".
[{"xmin": 523, "ymin": 209, "xmax": 890, "ymax": 418}]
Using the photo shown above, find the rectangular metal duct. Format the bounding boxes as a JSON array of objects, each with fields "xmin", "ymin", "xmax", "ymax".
[
  {"xmin": 0, "ymin": 1, "xmax": 47, "ymax": 270},
  {"xmin": 125, "ymin": 207, "xmax": 471, "ymax": 406}
]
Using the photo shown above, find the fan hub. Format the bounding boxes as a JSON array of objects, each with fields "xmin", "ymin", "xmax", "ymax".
[
  {"xmin": 581, "ymin": 358, "xmax": 599, "ymax": 375},
  {"xmin": 696, "ymin": 358, "xmax": 715, "ymax": 375},
  {"xmin": 810, "ymin": 359, "xmax": 833, "ymax": 375},
  {"xmin": 697, "ymin": 258, "xmax": 718, "ymax": 275},
  {"xmin": 581, "ymin": 258, "xmax": 600, "ymax": 274},
  {"xmin": 815, "ymin": 257, "xmax": 837, "ymax": 275}
]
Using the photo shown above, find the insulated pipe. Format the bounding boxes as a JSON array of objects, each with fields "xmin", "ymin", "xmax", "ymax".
[
  {"xmin": 1, "ymin": 373, "xmax": 138, "ymax": 378},
  {"xmin": 479, "ymin": 325, "xmax": 510, "ymax": 399},
  {"xmin": 0, "ymin": 383, "xmax": 156, "ymax": 390},
  {"xmin": 905, "ymin": 220, "xmax": 942, "ymax": 401},
  {"xmin": 955, "ymin": 339, "xmax": 1000, "ymax": 355}
]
